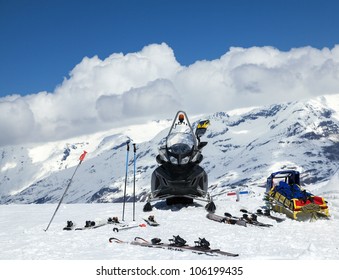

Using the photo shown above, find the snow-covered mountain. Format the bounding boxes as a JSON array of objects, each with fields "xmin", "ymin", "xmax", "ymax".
[{"xmin": 1, "ymin": 94, "xmax": 339, "ymax": 204}]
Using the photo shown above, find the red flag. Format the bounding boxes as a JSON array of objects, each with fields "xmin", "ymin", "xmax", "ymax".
[{"xmin": 79, "ymin": 151, "xmax": 87, "ymax": 162}]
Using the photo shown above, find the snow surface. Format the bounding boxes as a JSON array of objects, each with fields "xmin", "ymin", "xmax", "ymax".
[{"xmin": 1, "ymin": 185, "xmax": 338, "ymax": 260}]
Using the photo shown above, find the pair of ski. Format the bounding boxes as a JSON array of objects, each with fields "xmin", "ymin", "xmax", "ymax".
[
  {"xmin": 63, "ymin": 217, "xmax": 129, "ymax": 231},
  {"xmin": 109, "ymin": 235, "xmax": 238, "ymax": 257},
  {"xmin": 240, "ymin": 208, "xmax": 285, "ymax": 223},
  {"xmin": 64, "ymin": 215, "xmax": 159, "ymax": 231},
  {"xmin": 207, "ymin": 211, "xmax": 274, "ymax": 227}
]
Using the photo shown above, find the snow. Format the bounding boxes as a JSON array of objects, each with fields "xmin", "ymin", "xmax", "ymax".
[
  {"xmin": 1, "ymin": 95, "xmax": 339, "ymax": 278},
  {"xmin": 1, "ymin": 191, "xmax": 339, "ymax": 279},
  {"xmin": 0, "ymin": 162, "xmax": 16, "ymax": 172},
  {"xmin": 1, "ymin": 192, "xmax": 338, "ymax": 260},
  {"xmin": 320, "ymin": 94, "xmax": 339, "ymax": 121}
]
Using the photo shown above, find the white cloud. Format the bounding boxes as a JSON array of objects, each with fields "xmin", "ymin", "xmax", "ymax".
[
  {"xmin": 1, "ymin": 43, "xmax": 339, "ymax": 146},
  {"xmin": 0, "ymin": 99, "xmax": 35, "ymax": 145},
  {"xmin": 96, "ymin": 79, "xmax": 181, "ymax": 122}
]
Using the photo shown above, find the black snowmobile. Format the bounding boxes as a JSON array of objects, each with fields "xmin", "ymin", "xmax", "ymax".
[{"xmin": 143, "ymin": 111, "xmax": 216, "ymax": 212}]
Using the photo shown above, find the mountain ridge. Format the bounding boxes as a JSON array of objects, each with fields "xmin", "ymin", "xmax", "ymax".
[{"xmin": 1, "ymin": 94, "xmax": 339, "ymax": 204}]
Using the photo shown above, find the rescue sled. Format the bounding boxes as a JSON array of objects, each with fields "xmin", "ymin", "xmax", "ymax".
[{"xmin": 265, "ymin": 170, "xmax": 329, "ymax": 221}]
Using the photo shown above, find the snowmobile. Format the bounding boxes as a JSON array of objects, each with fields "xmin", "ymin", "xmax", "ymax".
[
  {"xmin": 143, "ymin": 111, "xmax": 216, "ymax": 212},
  {"xmin": 265, "ymin": 170, "xmax": 329, "ymax": 221}
]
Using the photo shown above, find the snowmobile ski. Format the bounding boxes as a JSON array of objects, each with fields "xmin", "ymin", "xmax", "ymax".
[
  {"xmin": 206, "ymin": 213, "xmax": 247, "ymax": 227},
  {"xmin": 109, "ymin": 236, "xmax": 238, "ymax": 257},
  {"xmin": 112, "ymin": 223, "xmax": 146, "ymax": 232},
  {"xmin": 240, "ymin": 208, "xmax": 285, "ymax": 223},
  {"xmin": 143, "ymin": 215, "xmax": 160, "ymax": 226}
]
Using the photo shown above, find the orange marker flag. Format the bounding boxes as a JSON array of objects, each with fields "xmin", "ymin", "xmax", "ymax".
[{"xmin": 79, "ymin": 151, "xmax": 87, "ymax": 162}]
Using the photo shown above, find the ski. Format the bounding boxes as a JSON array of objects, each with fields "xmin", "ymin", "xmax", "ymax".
[
  {"xmin": 75, "ymin": 220, "xmax": 107, "ymax": 230},
  {"xmin": 112, "ymin": 223, "xmax": 146, "ymax": 232},
  {"xmin": 240, "ymin": 209, "xmax": 285, "ymax": 223},
  {"xmin": 142, "ymin": 215, "xmax": 160, "ymax": 226},
  {"xmin": 206, "ymin": 213, "xmax": 247, "ymax": 227},
  {"xmin": 223, "ymin": 212, "xmax": 272, "ymax": 227},
  {"xmin": 109, "ymin": 236, "xmax": 238, "ymax": 257},
  {"xmin": 237, "ymin": 213, "xmax": 273, "ymax": 227},
  {"xmin": 73, "ymin": 217, "xmax": 123, "ymax": 231}
]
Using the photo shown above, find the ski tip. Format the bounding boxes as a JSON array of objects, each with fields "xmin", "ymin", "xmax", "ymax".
[
  {"xmin": 134, "ymin": 237, "xmax": 148, "ymax": 243},
  {"xmin": 109, "ymin": 237, "xmax": 123, "ymax": 243}
]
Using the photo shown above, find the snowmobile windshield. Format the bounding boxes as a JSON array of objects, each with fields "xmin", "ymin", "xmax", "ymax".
[{"xmin": 166, "ymin": 123, "xmax": 196, "ymax": 165}]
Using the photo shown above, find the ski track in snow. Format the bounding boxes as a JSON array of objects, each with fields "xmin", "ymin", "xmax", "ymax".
[{"xmin": 1, "ymin": 195, "xmax": 339, "ymax": 260}]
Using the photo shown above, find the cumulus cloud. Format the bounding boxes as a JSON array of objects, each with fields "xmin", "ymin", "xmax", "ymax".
[
  {"xmin": 0, "ymin": 98, "xmax": 35, "ymax": 145},
  {"xmin": 96, "ymin": 79, "xmax": 181, "ymax": 122},
  {"xmin": 174, "ymin": 45, "xmax": 339, "ymax": 112},
  {"xmin": 1, "ymin": 43, "xmax": 339, "ymax": 146}
]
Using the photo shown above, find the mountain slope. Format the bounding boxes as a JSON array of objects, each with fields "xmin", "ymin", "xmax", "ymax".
[{"xmin": 1, "ymin": 94, "xmax": 339, "ymax": 204}]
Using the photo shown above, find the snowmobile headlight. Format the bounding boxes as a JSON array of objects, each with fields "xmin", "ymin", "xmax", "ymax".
[
  {"xmin": 180, "ymin": 156, "xmax": 190, "ymax": 165},
  {"xmin": 170, "ymin": 156, "xmax": 178, "ymax": 165},
  {"xmin": 169, "ymin": 155, "xmax": 190, "ymax": 165}
]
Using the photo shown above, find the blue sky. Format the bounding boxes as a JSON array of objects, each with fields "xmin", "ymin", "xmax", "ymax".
[{"xmin": 1, "ymin": 0, "xmax": 339, "ymax": 97}]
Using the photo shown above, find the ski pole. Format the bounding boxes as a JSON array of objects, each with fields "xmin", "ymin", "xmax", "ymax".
[
  {"xmin": 122, "ymin": 142, "xmax": 130, "ymax": 221},
  {"xmin": 133, "ymin": 143, "xmax": 136, "ymax": 221},
  {"xmin": 44, "ymin": 151, "xmax": 87, "ymax": 231}
]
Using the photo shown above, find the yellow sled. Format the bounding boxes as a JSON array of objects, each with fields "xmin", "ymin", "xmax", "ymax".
[{"xmin": 266, "ymin": 170, "xmax": 329, "ymax": 221}]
